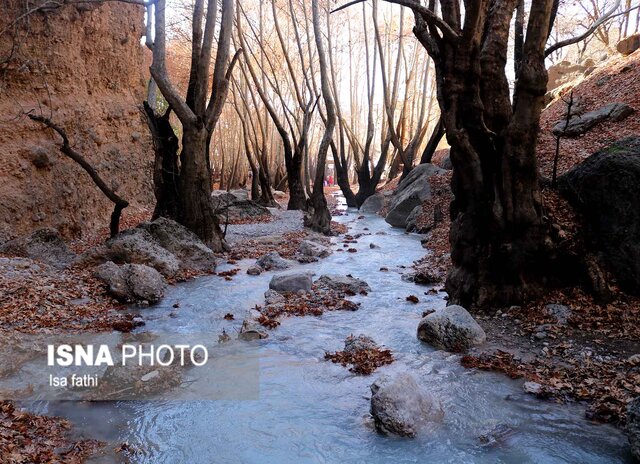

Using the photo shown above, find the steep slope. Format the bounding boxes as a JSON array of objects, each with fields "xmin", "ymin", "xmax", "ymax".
[
  {"xmin": 537, "ymin": 52, "xmax": 640, "ymax": 179},
  {"xmin": 0, "ymin": 2, "xmax": 154, "ymax": 243}
]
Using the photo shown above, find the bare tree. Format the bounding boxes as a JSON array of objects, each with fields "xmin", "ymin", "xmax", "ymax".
[
  {"xmin": 335, "ymin": 0, "xmax": 623, "ymax": 309},
  {"xmin": 305, "ymin": 0, "xmax": 335, "ymax": 233},
  {"xmin": 144, "ymin": 0, "xmax": 240, "ymax": 251}
]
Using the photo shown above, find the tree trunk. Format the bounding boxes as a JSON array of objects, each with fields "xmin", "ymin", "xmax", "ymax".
[
  {"xmin": 144, "ymin": 103, "xmax": 180, "ymax": 220},
  {"xmin": 178, "ymin": 126, "xmax": 227, "ymax": 251},
  {"xmin": 305, "ymin": 0, "xmax": 334, "ymax": 234},
  {"xmin": 419, "ymin": 116, "xmax": 445, "ymax": 164},
  {"xmin": 424, "ymin": 0, "xmax": 553, "ymax": 309}
]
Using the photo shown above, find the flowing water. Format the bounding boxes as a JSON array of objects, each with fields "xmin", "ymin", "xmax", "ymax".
[{"xmin": 32, "ymin": 196, "xmax": 632, "ymax": 463}]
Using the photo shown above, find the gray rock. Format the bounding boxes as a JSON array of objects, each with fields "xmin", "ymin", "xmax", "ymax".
[
  {"xmin": 627, "ymin": 397, "xmax": 640, "ymax": 460},
  {"xmin": 545, "ymin": 303, "xmax": 571, "ymax": 325},
  {"xmin": 269, "ymin": 272, "xmax": 313, "ymax": 293},
  {"xmin": 438, "ymin": 154, "xmax": 452, "ymax": 170},
  {"xmin": 256, "ymin": 252, "xmax": 291, "ymax": 271},
  {"xmin": 137, "ymin": 217, "xmax": 217, "ymax": 272},
  {"xmin": 370, "ymin": 372, "xmax": 443, "ymax": 437},
  {"xmin": 264, "ymin": 289, "xmax": 286, "ymax": 305},
  {"xmin": 344, "ymin": 334, "xmax": 379, "ymax": 354},
  {"xmin": 405, "ymin": 205, "xmax": 423, "ymax": 232},
  {"xmin": 360, "ymin": 193, "xmax": 385, "ymax": 214},
  {"xmin": 315, "ymin": 274, "xmax": 371, "ymax": 294},
  {"xmin": 523, "ymin": 381, "xmax": 544, "ymax": 395},
  {"xmin": 297, "ymin": 240, "xmax": 332, "ymax": 258},
  {"xmin": 417, "ymin": 305, "xmax": 486, "ymax": 352},
  {"xmin": 95, "ymin": 261, "xmax": 166, "ymax": 304},
  {"xmin": 478, "ymin": 423, "xmax": 514, "ymax": 446},
  {"xmin": 246, "ymin": 265, "xmax": 263, "ymax": 276},
  {"xmin": 0, "ymin": 228, "xmax": 75, "ymax": 269},
  {"xmin": 385, "ymin": 164, "xmax": 445, "ymax": 228},
  {"xmin": 229, "ymin": 189, "xmax": 250, "ymax": 201},
  {"xmin": 238, "ymin": 309, "xmax": 269, "ymax": 341},
  {"xmin": 559, "ymin": 137, "xmax": 640, "ymax": 294},
  {"xmin": 91, "ymin": 229, "xmax": 181, "ymax": 277},
  {"xmin": 552, "ymin": 102, "xmax": 634, "ymax": 137}
]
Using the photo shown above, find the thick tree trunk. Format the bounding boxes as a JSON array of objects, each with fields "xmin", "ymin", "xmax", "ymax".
[
  {"xmin": 178, "ymin": 126, "xmax": 227, "ymax": 251},
  {"xmin": 430, "ymin": 0, "xmax": 552, "ymax": 309}
]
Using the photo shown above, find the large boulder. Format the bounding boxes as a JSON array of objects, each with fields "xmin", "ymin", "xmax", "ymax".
[
  {"xmin": 559, "ymin": 137, "xmax": 640, "ymax": 294},
  {"xmin": 385, "ymin": 164, "xmax": 445, "ymax": 228},
  {"xmin": 617, "ymin": 34, "xmax": 640, "ymax": 56},
  {"xmin": 360, "ymin": 193, "xmax": 385, "ymax": 214},
  {"xmin": 137, "ymin": 217, "xmax": 217, "ymax": 272},
  {"xmin": 0, "ymin": 228, "xmax": 75, "ymax": 269},
  {"xmin": 417, "ymin": 305, "xmax": 486, "ymax": 352},
  {"xmin": 627, "ymin": 396, "xmax": 640, "ymax": 460},
  {"xmin": 552, "ymin": 102, "xmax": 634, "ymax": 137},
  {"xmin": 370, "ymin": 372, "xmax": 443, "ymax": 437},
  {"xmin": 256, "ymin": 252, "xmax": 292, "ymax": 271},
  {"xmin": 269, "ymin": 272, "xmax": 313, "ymax": 293},
  {"xmin": 95, "ymin": 261, "xmax": 166, "ymax": 304},
  {"xmin": 87, "ymin": 229, "xmax": 180, "ymax": 277},
  {"xmin": 314, "ymin": 274, "xmax": 371, "ymax": 294}
]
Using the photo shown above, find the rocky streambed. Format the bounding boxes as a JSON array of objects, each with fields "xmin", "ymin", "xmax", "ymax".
[{"xmin": 23, "ymin": 196, "xmax": 633, "ymax": 463}]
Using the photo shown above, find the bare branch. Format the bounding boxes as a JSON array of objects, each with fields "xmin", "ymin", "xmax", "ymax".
[
  {"xmin": 331, "ymin": 0, "xmax": 459, "ymax": 41},
  {"xmin": 544, "ymin": 0, "xmax": 637, "ymax": 56},
  {"xmin": 27, "ymin": 113, "xmax": 129, "ymax": 237}
]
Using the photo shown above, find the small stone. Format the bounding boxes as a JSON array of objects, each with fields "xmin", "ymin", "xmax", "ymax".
[
  {"xmin": 246, "ymin": 265, "xmax": 263, "ymax": 276},
  {"xmin": 523, "ymin": 381, "xmax": 543, "ymax": 395}
]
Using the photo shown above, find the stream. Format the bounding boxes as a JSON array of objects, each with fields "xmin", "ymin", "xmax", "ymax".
[{"xmin": 30, "ymin": 195, "xmax": 631, "ymax": 463}]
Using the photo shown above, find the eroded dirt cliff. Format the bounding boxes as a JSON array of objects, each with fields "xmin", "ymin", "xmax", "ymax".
[{"xmin": 0, "ymin": 1, "xmax": 154, "ymax": 242}]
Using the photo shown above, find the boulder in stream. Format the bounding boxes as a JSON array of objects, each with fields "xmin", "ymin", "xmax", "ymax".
[
  {"xmin": 137, "ymin": 217, "xmax": 217, "ymax": 272},
  {"xmin": 314, "ymin": 274, "xmax": 371, "ymax": 295},
  {"xmin": 255, "ymin": 252, "xmax": 292, "ymax": 271},
  {"xmin": 84, "ymin": 228, "xmax": 181, "ymax": 278},
  {"xmin": 370, "ymin": 372, "xmax": 443, "ymax": 437},
  {"xmin": 360, "ymin": 193, "xmax": 385, "ymax": 214},
  {"xmin": 385, "ymin": 163, "xmax": 445, "ymax": 228},
  {"xmin": 269, "ymin": 272, "xmax": 313, "ymax": 293},
  {"xmin": 95, "ymin": 261, "xmax": 166, "ymax": 304},
  {"xmin": 238, "ymin": 309, "xmax": 268, "ymax": 341},
  {"xmin": 297, "ymin": 240, "xmax": 332, "ymax": 259},
  {"xmin": 417, "ymin": 305, "xmax": 486, "ymax": 352}
]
